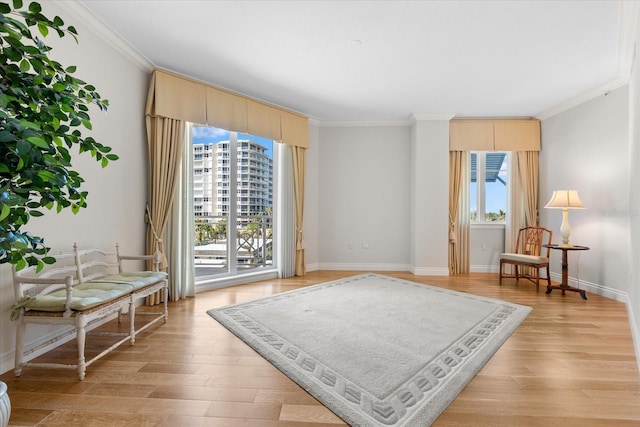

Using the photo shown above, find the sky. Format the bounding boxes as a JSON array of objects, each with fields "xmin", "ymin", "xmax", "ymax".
[{"xmin": 192, "ymin": 126, "xmax": 274, "ymax": 158}]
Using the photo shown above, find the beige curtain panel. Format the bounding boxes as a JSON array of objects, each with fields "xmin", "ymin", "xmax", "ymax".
[
  {"xmin": 449, "ymin": 151, "xmax": 470, "ymax": 274},
  {"xmin": 517, "ymin": 151, "xmax": 540, "ymax": 227},
  {"xmin": 144, "ymin": 115, "xmax": 186, "ymax": 304},
  {"xmin": 450, "ymin": 119, "xmax": 540, "ymax": 151},
  {"xmin": 149, "ymin": 69, "xmax": 309, "ymax": 148},
  {"xmin": 292, "ymin": 146, "xmax": 306, "ymax": 276}
]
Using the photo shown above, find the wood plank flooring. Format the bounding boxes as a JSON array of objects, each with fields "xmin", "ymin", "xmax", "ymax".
[{"xmin": 2, "ymin": 271, "xmax": 639, "ymax": 426}]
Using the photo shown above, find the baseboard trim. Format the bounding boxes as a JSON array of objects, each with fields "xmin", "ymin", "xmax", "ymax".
[
  {"xmin": 412, "ymin": 267, "xmax": 450, "ymax": 276},
  {"xmin": 315, "ymin": 263, "xmax": 413, "ymax": 272},
  {"xmin": 549, "ymin": 272, "xmax": 627, "ymax": 303},
  {"xmin": 471, "ymin": 265, "xmax": 500, "ymax": 273}
]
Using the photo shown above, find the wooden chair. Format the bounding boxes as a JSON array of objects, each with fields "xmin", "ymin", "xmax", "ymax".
[{"xmin": 499, "ymin": 226, "xmax": 553, "ymax": 291}]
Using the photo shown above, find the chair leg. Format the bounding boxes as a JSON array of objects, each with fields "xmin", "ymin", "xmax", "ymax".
[
  {"xmin": 514, "ymin": 265, "xmax": 519, "ymax": 282},
  {"xmin": 499, "ymin": 261, "xmax": 503, "ymax": 285}
]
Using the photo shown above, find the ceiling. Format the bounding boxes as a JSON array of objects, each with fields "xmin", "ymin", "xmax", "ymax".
[{"xmin": 77, "ymin": 1, "xmax": 627, "ymax": 122}]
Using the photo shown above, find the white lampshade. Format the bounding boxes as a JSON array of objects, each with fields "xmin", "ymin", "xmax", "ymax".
[
  {"xmin": 544, "ymin": 190, "xmax": 585, "ymax": 209},
  {"xmin": 544, "ymin": 190, "xmax": 585, "ymax": 247}
]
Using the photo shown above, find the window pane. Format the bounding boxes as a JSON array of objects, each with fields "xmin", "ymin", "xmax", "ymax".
[
  {"xmin": 484, "ymin": 153, "xmax": 507, "ymax": 222},
  {"xmin": 470, "ymin": 151, "xmax": 507, "ymax": 223},
  {"xmin": 192, "ymin": 126, "xmax": 275, "ymax": 281}
]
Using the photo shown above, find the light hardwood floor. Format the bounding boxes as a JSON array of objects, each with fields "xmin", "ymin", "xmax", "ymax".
[{"xmin": 3, "ymin": 271, "xmax": 640, "ymax": 426}]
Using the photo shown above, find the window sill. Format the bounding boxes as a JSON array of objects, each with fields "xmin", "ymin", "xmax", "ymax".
[{"xmin": 471, "ymin": 222, "xmax": 506, "ymax": 230}]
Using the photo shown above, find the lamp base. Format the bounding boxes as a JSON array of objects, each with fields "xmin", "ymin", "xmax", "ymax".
[{"xmin": 559, "ymin": 209, "xmax": 572, "ymax": 247}]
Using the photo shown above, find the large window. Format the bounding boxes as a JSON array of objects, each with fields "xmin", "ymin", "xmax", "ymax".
[
  {"xmin": 470, "ymin": 151, "xmax": 508, "ymax": 223},
  {"xmin": 191, "ymin": 125, "xmax": 275, "ymax": 281}
]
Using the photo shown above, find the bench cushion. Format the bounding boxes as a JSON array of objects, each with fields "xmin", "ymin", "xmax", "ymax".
[
  {"xmin": 21, "ymin": 282, "xmax": 134, "ymax": 313},
  {"xmin": 89, "ymin": 271, "xmax": 167, "ymax": 289},
  {"xmin": 500, "ymin": 253, "xmax": 548, "ymax": 264}
]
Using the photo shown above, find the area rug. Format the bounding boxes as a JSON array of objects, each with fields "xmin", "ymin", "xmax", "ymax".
[{"xmin": 207, "ymin": 273, "xmax": 531, "ymax": 426}]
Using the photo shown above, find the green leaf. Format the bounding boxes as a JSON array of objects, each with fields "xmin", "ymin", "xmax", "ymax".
[
  {"xmin": 37, "ymin": 22, "xmax": 48, "ymax": 37},
  {"xmin": 15, "ymin": 258, "xmax": 27, "ymax": 271},
  {"xmin": 26, "ymin": 136, "xmax": 48, "ymax": 148},
  {"xmin": 42, "ymin": 256, "xmax": 57, "ymax": 265},
  {"xmin": 18, "ymin": 119, "xmax": 40, "ymax": 130},
  {"xmin": 16, "ymin": 139, "xmax": 31, "ymax": 155},
  {"xmin": 28, "ymin": 1, "xmax": 41, "ymax": 13},
  {"xmin": 19, "ymin": 58, "xmax": 30, "ymax": 72},
  {"xmin": 0, "ymin": 204, "xmax": 10, "ymax": 222},
  {"xmin": 13, "ymin": 0, "xmax": 24, "ymax": 9},
  {"xmin": 65, "ymin": 65, "xmax": 76, "ymax": 73}
]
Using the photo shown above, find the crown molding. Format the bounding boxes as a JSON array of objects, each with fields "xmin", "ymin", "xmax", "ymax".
[
  {"xmin": 411, "ymin": 113, "xmax": 456, "ymax": 122},
  {"xmin": 317, "ymin": 119, "xmax": 413, "ymax": 127},
  {"xmin": 316, "ymin": 113, "xmax": 457, "ymax": 127},
  {"xmin": 535, "ymin": 77, "xmax": 628, "ymax": 120},
  {"xmin": 536, "ymin": 1, "xmax": 639, "ymax": 121},
  {"xmin": 51, "ymin": 0, "xmax": 154, "ymax": 72}
]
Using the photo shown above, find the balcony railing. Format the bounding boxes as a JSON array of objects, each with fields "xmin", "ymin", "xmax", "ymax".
[{"xmin": 194, "ymin": 215, "xmax": 272, "ymax": 279}]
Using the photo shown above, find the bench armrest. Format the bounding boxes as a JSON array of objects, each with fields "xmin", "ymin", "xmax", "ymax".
[
  {"xmin": 116, "ymin": 245, "xmax": 161, "ymax": 272},
  {"xmin": 11, "ymin": 275, "xmax": 75, "ymax": 319}
]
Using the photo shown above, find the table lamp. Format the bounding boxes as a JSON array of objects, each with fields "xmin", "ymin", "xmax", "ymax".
[{"xmin": 544, "ymin": 190, "xmax": 585, "ymax": 247}]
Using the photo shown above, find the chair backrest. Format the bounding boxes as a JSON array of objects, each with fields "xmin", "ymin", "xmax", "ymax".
[{"xmin": 514, "ymin": 227, "xmax": 553, "ymax": 258}]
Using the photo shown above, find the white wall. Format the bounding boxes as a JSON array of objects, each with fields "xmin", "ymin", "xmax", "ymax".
[
  {"xmin": 470, "ymin": 226, "xmax": 504, "ymax": 273},
  {"xmin": 314, "ymin": 120, "xmax": 450, "ymax": 274},
  {"xmin": 410, "ymin": 119, "xmax": 450, "ymax": 275},
  {"xmin": 316, "ymin": 125, "xmax": 412, "ymax": 270},
  {"xmin": 540, "ymin": 86, "xmax": 631, "ymax": 301},
  {"xmin": 540, "ymin": 82, "xmax": 639, "ymax": 367},
  {"xmin": 0, "ymin": 2, "xmax": 151, "ymax": 374},
  {"xmin": 627, "ymin": 20, "xmax": 640, "ymax": 369},
  {"xmin": 304, "ymin": 123, "xmax": 321, "ymax": 270}
]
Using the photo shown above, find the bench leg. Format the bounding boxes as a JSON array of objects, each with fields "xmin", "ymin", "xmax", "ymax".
[
  {"xmin": 129, "ymin": 300, "xmax": 136, "ymax": 345},
  {"xmin": 163, "ymin": 281, "xmax": 169, "ymax": 323},
  {"xmin": 76, "ymin": 319, "xmax": 87, "ymax": 381},
  {"xmin": 14, "ymin": 318, "xmax": 25, "ymax": 377}
]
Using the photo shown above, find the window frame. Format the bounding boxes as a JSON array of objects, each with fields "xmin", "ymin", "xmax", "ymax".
[{"xmin": 470, "ymin": 151, "xmax": 509, "ymax": 224}]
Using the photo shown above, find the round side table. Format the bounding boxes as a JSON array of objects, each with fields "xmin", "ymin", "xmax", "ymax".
[{"xmin": 543, "ymin": 244, "xmax": 589, "ymax": 300}]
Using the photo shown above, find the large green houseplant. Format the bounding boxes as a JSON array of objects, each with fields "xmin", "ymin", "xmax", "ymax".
[{"xmin": 0, "ymin": 0, "xmax": 117, "ymax": 271}]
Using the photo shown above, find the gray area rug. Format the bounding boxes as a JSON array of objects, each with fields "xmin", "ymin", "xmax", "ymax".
[{"xmin": 207, "ymin": 273, "xmax": 531, "ymax": 426}]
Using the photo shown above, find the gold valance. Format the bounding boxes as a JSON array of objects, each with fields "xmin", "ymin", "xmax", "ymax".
[
  {"xmin": 450, "ymin": 119, "xmax": 540, "ymax": 151},
  {"xmin": 145, "ymin": 69, "xmax": 309, "ymax": 148}
]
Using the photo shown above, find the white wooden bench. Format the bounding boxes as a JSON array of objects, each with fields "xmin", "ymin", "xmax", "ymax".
[{"xmin": 11, "ymin": 243, "xmax": 168, "ymax": 380}]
